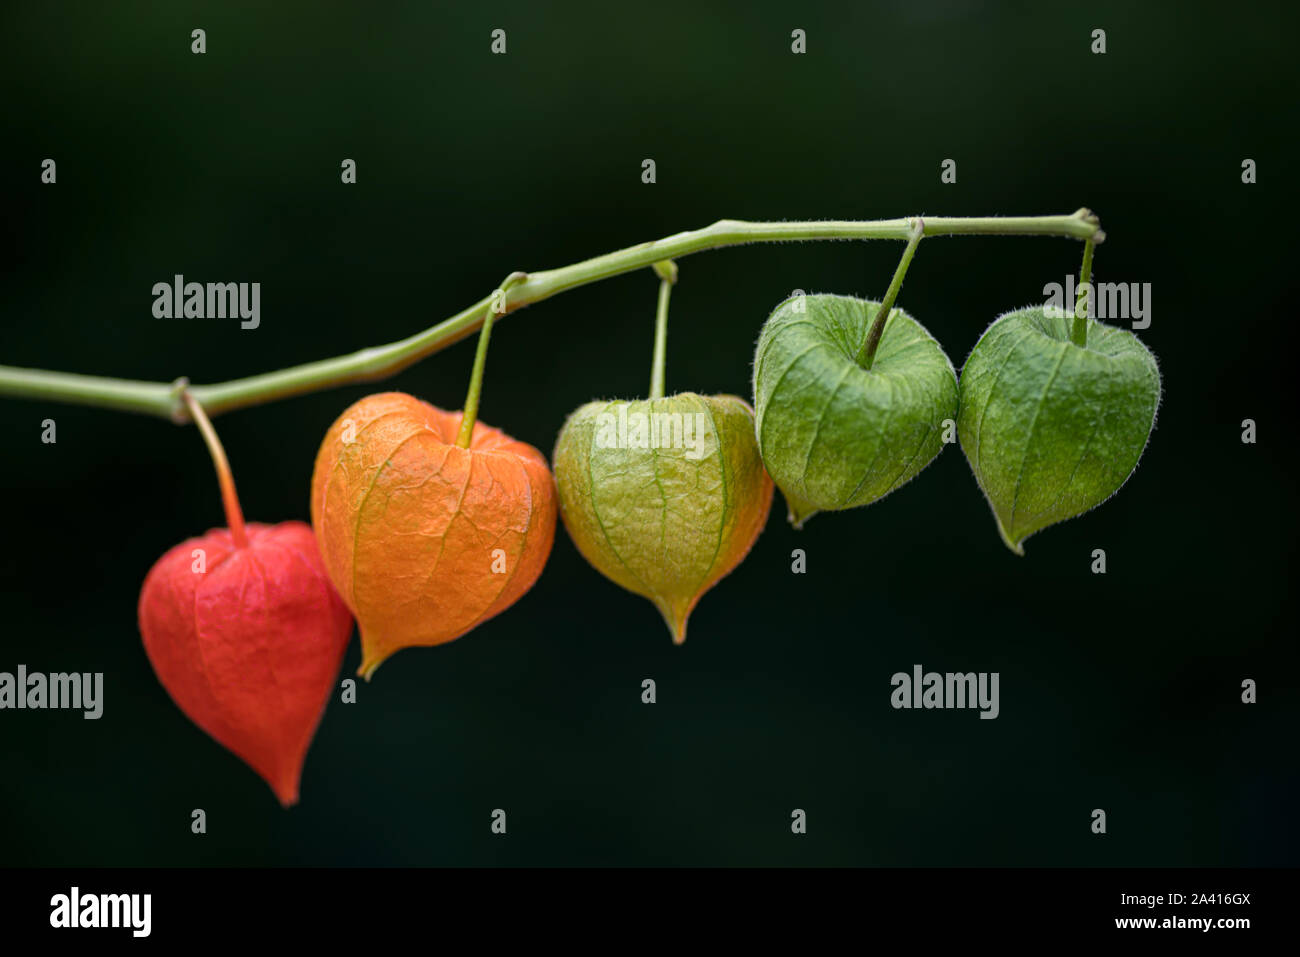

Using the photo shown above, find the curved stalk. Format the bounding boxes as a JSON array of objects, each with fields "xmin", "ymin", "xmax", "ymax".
[
  {"xmin": 181, "ymin": 388, "xmax": 248, "ymax": 547},
  {"xmin": 648, "ymin": 260, "xmax": 677, "ymax": 400},
  {"xmin": 857, "ymin": 218, "xmax": 924, "ymax": 368}
]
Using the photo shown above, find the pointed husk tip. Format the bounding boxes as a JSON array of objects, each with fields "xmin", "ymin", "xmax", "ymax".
[
  {"xmin": 357, "ymin": 638, "xmax": 389, "ymax": 681},
  {"xmin": 657, "ymin": 602, "xmax": 691, "ymax": 646},
  {"xmin": 269, "ymin": 768, "xmax": 302, "ymax": 808},
  {"xmin": 996, "ymin": 520, "xmax": 1027, "ymax": 556},
  {"xmin": 780, "ymin": 489, "xmax": 819, "ymax": 529}
]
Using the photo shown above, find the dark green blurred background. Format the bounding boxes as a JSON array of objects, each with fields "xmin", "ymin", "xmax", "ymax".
[{"xmin": 2, "ymin": 2, "xmax": 1296, "ymax": 866}]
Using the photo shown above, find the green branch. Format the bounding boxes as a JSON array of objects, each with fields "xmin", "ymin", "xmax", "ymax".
[{"xmin": 0, "ymin": 210, "xmax": 1104, "ymax": 424}]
